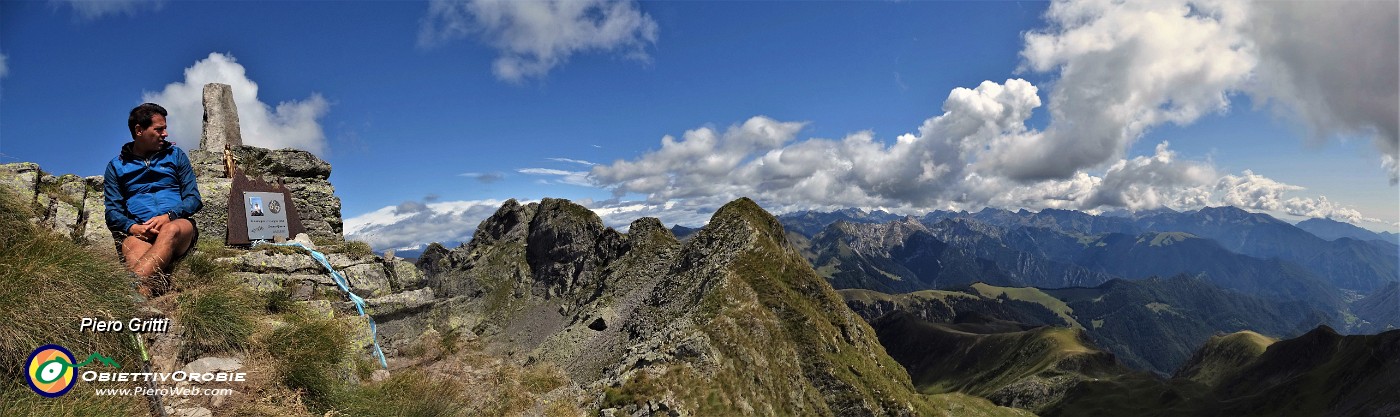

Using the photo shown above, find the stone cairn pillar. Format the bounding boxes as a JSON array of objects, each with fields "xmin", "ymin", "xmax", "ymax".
[{"xmin": 200, "ymin": 83, "xmax": 243, "ymax": 151}]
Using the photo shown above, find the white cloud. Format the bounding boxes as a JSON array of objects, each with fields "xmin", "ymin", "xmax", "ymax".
[
  {"xmin": 1082, "ymin": 142, "xmax": 1218, "ymax": 210},
  {"xmin": 997, "ymin": 0, "xmax": 1254, "ymax": 180},
  {"xmin": 142, "ymin": 52, "xmax": 331, "ymax": 155},
  {"xmin": 518, "ymin": 167, "xmax": 592, "ymax": 186},
  {"xmin": 358, "ymin": 0, "xmax": 1396, "ymax": 247},
  {"xmin": 588, "ymin": 110, "xmax": 1382, "ymax": 226},
  {"xmin": 55, "ymin": 0, "xmax": 163, "ymax": 21},
  {"xmin": 1212, "ymin": 171, "xmax": 1382, "ymax": 224},
  {"xmin": 591, "ymin": 116, "xmax": 808, "ymax": 202},
  {"xmin": 345, "ymin": 198, "xmax": 514, "ymax": 251},
  {"xmin": 548, "ymin": 157, "xmax": 596, "ymax": 166},
  {"xmin": 1003, "ymin": 0, "xmax": 1398, "ymax": 184},
  {"xmin": 0, "ymin": 52, "xmax": 8, "ymax": 78},
  {"xmin": 419, "ymin": 0, "xmax": 658, "ymax": 83}
]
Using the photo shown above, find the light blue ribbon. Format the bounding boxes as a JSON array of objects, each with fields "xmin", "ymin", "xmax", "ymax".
[{"xmin": 255, "ymin": 241, "xmax": 388, "ymax": 369}]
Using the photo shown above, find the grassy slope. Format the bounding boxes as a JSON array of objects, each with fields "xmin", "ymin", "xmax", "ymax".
[
  {"xmin": 1172, "ymin": 331, "xmax": 1276, "ymax": 388},
  {"xmin": 0, "ymin": 186, "xmax": 146, "ymax": 415},
  {"xmin": 611, "ymin": 198, "xmax": 1032, "ymax": 416},
  {"xmin": 970, "ymin": 283, "xmax": 1082, "ymax": 330}
]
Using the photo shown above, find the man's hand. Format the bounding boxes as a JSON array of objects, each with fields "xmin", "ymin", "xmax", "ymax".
[
  {"xmin": 128, "ymin": 223, "xmax": 157, "ymax": 241},
  {"xmin": 143, "ymin": 214, "xmax": 173, "ymax": 232}
]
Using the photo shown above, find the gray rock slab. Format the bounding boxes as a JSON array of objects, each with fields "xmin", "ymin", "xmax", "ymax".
[
  {"xmin": 181, "ymin": 356, "xmax": 243, "ymax": 375},
  {"xmin": 342, "ymin": 263, "xmax": 391, "ymax": 297},
  {"xmin": 362, "ymin": 288, "xmax": 435, "ymax": 317}
]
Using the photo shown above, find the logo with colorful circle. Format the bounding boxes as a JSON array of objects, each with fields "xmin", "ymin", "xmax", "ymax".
[
  {"xmin": 27, "ymin": 344, "xmax": 77, "ymax": 397},
  {"xmin": 25, "ymin": 344, "xmax": 120, "ymax": 398}
]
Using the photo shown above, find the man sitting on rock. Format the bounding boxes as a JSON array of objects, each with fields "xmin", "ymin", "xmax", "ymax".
[{"xmin": 104, "ymin": 103, "xmax": 202, "ymax": 297}]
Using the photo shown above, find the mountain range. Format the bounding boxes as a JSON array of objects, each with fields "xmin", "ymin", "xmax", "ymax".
[
  {"xmin": 370, "ymin": 200, "xmax": 1397, "ymax": 415},
  {"xmin": 408, "ymin": 199, "xmax": 1397, "ymax": 415},
  {"xmin": 779, "ymin": 206, "xmax": 1397, "ymax": 380}
]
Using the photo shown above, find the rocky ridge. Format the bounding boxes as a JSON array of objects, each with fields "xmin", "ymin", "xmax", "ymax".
[{"xmin": 416, "ymin": 197, "xmax": 972, "ymax": 416}]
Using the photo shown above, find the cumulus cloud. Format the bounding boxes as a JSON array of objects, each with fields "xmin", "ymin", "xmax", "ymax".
[
  {"xmin": 419, "ymin": 0, "xmax": 658, "ymax": 83},
  {"xmin": 1082, "ymin": 142, "xmax": 1218, "ymax": 210},
  {"xmin": 142, "ymin": 52, "xmax": 331, "ymax": 155},
  {"xmin": 996, "ymin": 0, "xmax": 1254, "ymax": 180},
  {"xmin": 1246, "ymin": 1, "xmax": 1399, "ymax": 183},
  {"xmin": 1003, "ymin": 0, "xmax": 1399, "ymax": 183},
  {"xmin": 592, "ymin": 116, "xmax": 809, "ymax": 202},
  {"xmin": 55, "ymin": 0, "xmax": 163, "ymax": 21},
  {"xmin": 359, "ymin": 0, "xmax": 1395, "ymax": 247},
  {"xmin": 589, "ymin": 111, "xmax": 1382, "ymax": 225},
  {"xmin": 591, "ymin": 80, "xmax": 1046, "ymax": 208},
  {"xmin": 1213, "ymin": 171, "xmax": 1382, "ymax": 224}
]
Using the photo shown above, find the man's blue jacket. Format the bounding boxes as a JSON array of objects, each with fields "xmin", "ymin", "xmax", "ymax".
[{"xmin": 104, "ymin": 142, "xmax": 202, "ymax": 235}]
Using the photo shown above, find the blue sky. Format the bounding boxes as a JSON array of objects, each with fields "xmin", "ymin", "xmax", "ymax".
[{"xmin": 1, "ymin": 0, "xmax": 1396, "ymax": 251}]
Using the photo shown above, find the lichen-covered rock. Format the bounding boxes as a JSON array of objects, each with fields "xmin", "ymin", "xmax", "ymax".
[
  {"xmin": 327, "ymin": 252, "xmax": 376, "ymax": 270},
  {"xmin": 0, "ymin": 162, "xmax": 40, "ymax": 204},
  {"xmin": 80, "ymin": 176, "xmax": 118, "ymax": 257},
  {"xmin": 343, "ymin": 263, "xmax": 391, "ymax": 297},
  {"xmin": 361, "ymin": 288, "xmax": 434, "ymax": 317},
  {"xmin": 388, "ymin": 260, "xmax": 426, "ymax": 291},
  {"xmin": 282, "ymin": 177, "xmax": 342, "ymax": 241},
  {"xmin": 189, "ymin": 177, "xmax": 231, "ymax": 242},
  {"xmin": 228, "ymin": 272, "xmax": 286, "ymax": 294},
  {"xmin": 36, "ymin": 194, "xmax": 83, "ymax": 240},
  {"xmin": 217, "ymin": 251, "xmax": 322, "ymax": 274},
  {"xmin": 187, "ymin": 144, "xmax": 341, "ymax": 243},
  {"xmin": 229, "ymin": 145, "xmax": 332, "ymax": 180},
  {"xmin": 187, "ymin": 149, "xmax": 228, "ymax": 179}
]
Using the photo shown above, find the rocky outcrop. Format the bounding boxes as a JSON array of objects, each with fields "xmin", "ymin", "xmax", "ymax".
[
  {"xmin": 0, "ymin": 163, "xmax": 117, "ymax": 257},
  {"xmin": 414, "ymin": 197, "xmax": 955, "ymax": 416}
]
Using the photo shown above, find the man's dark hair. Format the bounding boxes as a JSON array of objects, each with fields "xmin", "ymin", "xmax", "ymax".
[{"xmin": 128, "ymin": 103, "xmax": 168, "ymax": 136}]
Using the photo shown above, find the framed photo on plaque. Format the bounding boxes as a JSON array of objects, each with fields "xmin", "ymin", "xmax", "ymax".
[{"xmin": 244, "ymin": 192, "xmax": 289, "ymax": 240}]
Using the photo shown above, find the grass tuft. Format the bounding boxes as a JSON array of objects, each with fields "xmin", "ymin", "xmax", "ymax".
[
  {"xmin": 325, "ymin": 240, "xmax": 374, "ymax": 259},
  {"xmin": 177, "ymin": 286, "xmax": 256, "ymax": 360},
  {"xmin": 1, "ymin": 384, "xmax": 144, "ymax": 416},
  {"xmin": 264, "ymin": 311, "xmax": 351, "ymax": 409}
]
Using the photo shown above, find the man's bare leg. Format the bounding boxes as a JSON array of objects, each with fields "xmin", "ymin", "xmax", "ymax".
[
  {"xmin": 122, "ymin": 236, "xmax": 156, "ymax": 297},
  {"xmin": 126, "ymin": 219, "xmax": 196, "ymax": 295}
]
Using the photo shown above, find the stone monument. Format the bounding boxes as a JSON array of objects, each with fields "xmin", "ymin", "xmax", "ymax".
[{"xmin": 200, "ymin": 83, "xmax": 242, "ymax": 150}]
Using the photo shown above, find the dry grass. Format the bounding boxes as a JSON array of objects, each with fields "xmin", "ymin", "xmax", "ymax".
[{"xmin": 0, "ymin": 187, "xmax": 140, "ymax": 383}]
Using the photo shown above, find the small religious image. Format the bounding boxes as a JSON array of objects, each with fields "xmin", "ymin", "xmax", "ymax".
[{"xmin": 249, "ymin": 196, "xmax": 264, "ymax": 217}]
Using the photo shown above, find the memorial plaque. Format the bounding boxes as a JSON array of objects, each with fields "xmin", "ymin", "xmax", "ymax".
[
  {"xmin": 244, "ymin": 191, "xmax": 289, "ymax": 240},
  {"xmin": 226, "ymin": 171, "xmax": 306, "ymax": 245}
]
